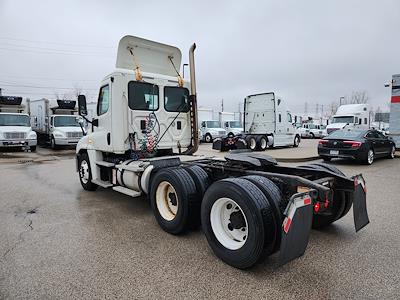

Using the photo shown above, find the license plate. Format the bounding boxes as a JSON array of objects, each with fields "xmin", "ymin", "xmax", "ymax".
[{"xmin": 330, "ymin": 150, "xmax": 339, "ymax": 155}]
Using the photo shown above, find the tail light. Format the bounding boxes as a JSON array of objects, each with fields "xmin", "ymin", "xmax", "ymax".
[
  {"xmin": 314, "ymin": 202, "xmax": 320, "ymax": 212},
  {"xmin": 344, "ymin": 141, "xmax": 362, "ymax": 148},
  {"xmin": 318, "ymin": 140, "xmax": 328, "ymax": 146}
]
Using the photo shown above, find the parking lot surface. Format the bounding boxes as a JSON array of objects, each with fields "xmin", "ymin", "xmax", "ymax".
[{"xmin": 1, "ymin": 148, "xmax": 399, "ymax": 299}]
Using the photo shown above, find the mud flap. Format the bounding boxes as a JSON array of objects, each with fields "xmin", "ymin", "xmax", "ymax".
[
  {"xmin": 352, "ymin": 175, "xmax": 369, "ymax": 232},
  {"xmin": 279, "ymin": 192, "xmax": 314, "ymax": 266}
]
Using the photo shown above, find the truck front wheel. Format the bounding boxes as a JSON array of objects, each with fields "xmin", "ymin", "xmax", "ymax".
[
  {"xmin": 51, "ymin": 137, "xmax": 57, "ymax": 150},
  {"xmin": 204, "ymin": 133, "xmax": 212, "ymax": 143},
  {"xmin": 78, "ymin": 153, "xmax": 98, "ymax": 191}
]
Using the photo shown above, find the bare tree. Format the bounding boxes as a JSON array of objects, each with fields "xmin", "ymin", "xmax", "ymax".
[
  {"xmin": 349, "ymin": 90, "xmax": 369, "ymax": 104},
  {"xmin": 329, "ymin": 101, "xmax": 338, "ymax": 116}
]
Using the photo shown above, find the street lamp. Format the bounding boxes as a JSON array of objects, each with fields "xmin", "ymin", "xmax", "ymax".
[{"xmin": 340, "ymin": 96, "xmax": 345, "ymax": 105}]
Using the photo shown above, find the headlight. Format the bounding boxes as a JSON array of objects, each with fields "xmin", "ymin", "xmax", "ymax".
[
  {"xmin": 28, "ymin": 131, "xmax": 37, "ymax": 139},
  {"xmin": 54, "ymin": 131, "xmax": 65, "ymax": 138}
]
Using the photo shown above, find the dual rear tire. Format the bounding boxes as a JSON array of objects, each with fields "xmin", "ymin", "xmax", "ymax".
[
  {"xmin": 246, "ymin": 135, "xmax": 268, "ymax": 151},
  {"xmin": 150, "ymin": 168, "xmax": 285, "ymax": 269}
]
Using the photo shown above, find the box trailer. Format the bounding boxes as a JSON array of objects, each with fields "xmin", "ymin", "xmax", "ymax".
[
  {"xmin": 0, "ymin": 95, "xmax": 37, "ymax": 151},
  {"xmin": 30, "ymin": 98, "xmax": 84, "ymax": 149},
  {"xmin": 75, "ymin": 35, "xmax": 369, "ymax": 269}
]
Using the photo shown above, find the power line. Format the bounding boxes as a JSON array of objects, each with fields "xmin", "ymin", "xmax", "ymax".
[
  {"xmin": 0, "ymin": 46, "xmax": 113, "ymax": 57},
  {"xmin": 0, "ymin": 75, "xmax": 99, "ymax": 82},
  {"xmin": 0, "ymin": 36, "xmax": 114, "ymax": 49},
  {"xmin": 0, "ymin": 42, "xmax": 111, "ymax": 55},
  {"xmin": 0, "ymin": 82, "xmax": 98, "ymax": 90}
]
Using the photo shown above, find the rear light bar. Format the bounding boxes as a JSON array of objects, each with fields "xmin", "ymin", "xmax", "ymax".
[{"xmin": 343, "ymin": 141, "xmax": 362, "ymax": 148}]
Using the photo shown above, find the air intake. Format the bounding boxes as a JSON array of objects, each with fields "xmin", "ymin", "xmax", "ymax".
[{"xmin": 57, "ymin": 100, "xmax": 76, "ymax": 109}]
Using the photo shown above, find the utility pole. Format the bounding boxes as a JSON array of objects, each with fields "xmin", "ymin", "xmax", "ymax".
[
  {"xmin": 221, "ymin": 99, "xmax": 224, "ymax": 112},
  {"xmin": 340, "ymin": 96, "xmax": 345, "ymax": 106},
  {"xmin": 304, "ymin": 101, "xmax": 308, "ymax": 115}
]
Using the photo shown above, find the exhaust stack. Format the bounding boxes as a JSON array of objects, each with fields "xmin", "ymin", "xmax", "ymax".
[{"xmin": 184, "ymin": 43, "xmax": 199, "ymax": 154}]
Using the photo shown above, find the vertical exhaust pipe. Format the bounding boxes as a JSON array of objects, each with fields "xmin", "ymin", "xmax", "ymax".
[{"xmin": 184, "ymin": 43, "xmax": 199, "ymax": 154}]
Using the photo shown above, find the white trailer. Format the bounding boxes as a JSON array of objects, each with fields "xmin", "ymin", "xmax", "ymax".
[
  {"xmin": 326, "ymin": 104, "xmax": 371, "ymax": 134},
  {"xmin": 74, "ymin": 35, "xmax": 369, "ymax": 269},
  {"xmin": 30, "ymin": 99, "xmax": 83, "ymax": 149},
  {"xmin": 389, "ymin": 74, "xmax": 400, "ymax": 148},
  {"xmin": 0, "ymin": 96, "xmax": 37, "ymax": 151}
]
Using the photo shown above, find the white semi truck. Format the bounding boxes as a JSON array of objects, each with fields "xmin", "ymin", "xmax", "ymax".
[
  {"xmin": 0, "ymin": 95, "xmax": 37, "ymax": 151},
  {"xmin": 75, "ymin": 35, "xmax": 369, "ymax": 269},
  {"xmin": 198, "ymin": 108, "xmax": 226, "ymax": 142},
  {"xmin": 29, "ymin": 99, "xmax": 84, "ymax": 149},
  {"xmin": 213, "ymin": 93, "xmax": 301, "ymax": 151},
  {"xmin": 326, "ymin": 104, "xmax": 371, "ymax": 134}
]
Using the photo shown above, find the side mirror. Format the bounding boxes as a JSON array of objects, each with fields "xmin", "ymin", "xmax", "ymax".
[{"xmin": 78, "ymin": 95, "xmax": 87, "ymax": 116}]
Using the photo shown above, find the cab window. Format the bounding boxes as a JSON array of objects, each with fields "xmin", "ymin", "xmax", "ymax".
[
  {"xmin": 128, "ymin": 81, "xmax": 159, "ymax": 111},
  {"xmin": 97, "ymin": 85, "xmax": 110, "ymax": 116},
  {"xmin": 287, "ymin": 113, "xmax": 292, "ymax": 123},
  {"xmin": 164, "ymin": 86, "xmax": 189, "ymax": 112}
]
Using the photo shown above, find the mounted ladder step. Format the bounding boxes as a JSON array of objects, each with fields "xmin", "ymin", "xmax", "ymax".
[
  {"xmin": 92, "ymin": 179, "xmax": 113, "ymax": 188},
  {"xmin": 96, "ymin": 161, "xmax": 115, "ymax": 167},
  {"xmin": 112, "ymin": 186, "xmax": 142, "ymax": 197}
]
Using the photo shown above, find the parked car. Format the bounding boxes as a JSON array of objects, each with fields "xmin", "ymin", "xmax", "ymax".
[{"xmin": 318, "ymin": 128, "xmax": 396, "ymax": 165}]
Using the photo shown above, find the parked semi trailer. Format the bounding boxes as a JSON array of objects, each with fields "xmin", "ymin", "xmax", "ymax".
[
  {"xmin": 0, "ymin": 95, "xmax": 37, "ymax": 151},
  {"xmin": 29, "ymin": 99, "xmax": 84, "ymax": 149},
  {"xmin": 388, "ymin": 74, "xmax": 400, "ymax": 148},
  {"xmin": 213, "ymin": 93, "xmax": 301, "ymax": 151},
  {"xmin": 75, "ymin": 35, "xmax": 369, "ymax": 269}
]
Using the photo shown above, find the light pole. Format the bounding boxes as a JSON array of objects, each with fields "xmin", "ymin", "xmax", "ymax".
[{"xmin": 340, "ymin": 96, "xmax": 345, "ymax": 105}]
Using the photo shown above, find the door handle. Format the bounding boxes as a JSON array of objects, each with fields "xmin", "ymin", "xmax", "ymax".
[{"xmin": 107, "ymin": 133, "xmax": 111, "ymax": 145}]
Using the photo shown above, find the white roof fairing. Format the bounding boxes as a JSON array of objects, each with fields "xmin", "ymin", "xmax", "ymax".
[{"xmin": 116, "ymin": 35, "xmax": 182, "ymax": 77}]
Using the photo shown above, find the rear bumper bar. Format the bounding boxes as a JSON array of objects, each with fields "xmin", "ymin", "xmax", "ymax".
[{"xmin": 278, "ymin": 174, "xmax": 369, "ymax": 265}]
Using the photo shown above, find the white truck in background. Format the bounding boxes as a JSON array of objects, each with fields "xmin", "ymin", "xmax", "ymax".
[
  {"xmin": 298, "ymin": 123, "xmax": 327, "ymax": 139},
  {"xmin": 0, "ymin": 95, "xmax": 37, "ymax": 151},
  {"xmin": 326, "ymin": 104, "xmax": 370, "ymax": 134},
  {"xmin": 219, "ymin": 112, "xmax": 243, "ymax": 137},
  {"xmin": 29, "ymin": 99, "xmax": 84, "ymax": 149},
  {"xmin": 213, "ymin": 93, "xmax": 300, "ymax": 151},
  {"xmin": 198, "ymin": 107, "xmax": 226, "ymax": 142}
]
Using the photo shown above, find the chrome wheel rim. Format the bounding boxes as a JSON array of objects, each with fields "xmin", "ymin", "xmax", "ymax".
[
  {"xmin": 210, "ymin": 197, "xmax": 248, "ymax": 250},
  {"xmin": 205, "ymin": 135, "xmax": 211, "ymax": 142},
  {"xmin": 250, "ymin": 138, "xmax": 256, "ymax": 150},
  {"xmin": 391, "ymin": 146, "xmax": 395, "ymax": 158},
  {"xmin": 260, "ymin": 138, "xmax": 267, "ymax": 149},
  {"xmin": 156, "ymin": 181, "xmax": 178, "ymax": 221},
  {"xmin": 79, "ymin": 160, "xmax": 89, "ymax": 184},
  {"xmin": 367, "ymin": 150, "xmax": 374, "ymax": 164}
]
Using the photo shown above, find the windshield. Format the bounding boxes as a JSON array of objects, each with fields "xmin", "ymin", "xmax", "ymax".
[
  {"xmin": 54, "ymin": 116, "xmax": 80, "ymax": 127},
  {"xmin": 328, "ymin": 130, "xmax": 364, "ymax": 139},
  {"xmin": 0, "ymin": 114, "xmax": 30, "ymax": 126},
  {"xmin": 229, "ymin": 121, "xmax": 241, "ymax": 128},
  {"xmin": 206, "ymin": 121, "xmax": 221, "ymax": 128},
  {"xmin": 164, "ymin": 87, "xmax": 190, "ymax": 112},
  {"xmin": 332, "ymin": 116, "xmax": 354, "ymax": 124}
]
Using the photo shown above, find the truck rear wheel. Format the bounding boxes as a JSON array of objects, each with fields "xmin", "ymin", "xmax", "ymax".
[
  {"xmin": 241, "ymin": 175, "xmax": 286, "ymax": 254},
  {"xmin": 184, "ymin": 165, "xmax": 211, "ymax": 227},
  {"xmin": 201, "ymin": 178, "xmax": 275, "ymax": 269},
  {"xmin": 78, "ymin": 153, "xmax": 98, "ymax": 191},
  {"xmin": 246, "ymin": 136, "xmax": 258, "ymax": 151},
  {"xmin": 258, "ymin": 136, "xmax": 268, "ymax": 151},
  {"xmin": 293, "ymin": 135, "xmax": 300, "ymax": 147},
  {"xmin": 150, "ymin": 168, "xmax": 198, "ymax": 234}
]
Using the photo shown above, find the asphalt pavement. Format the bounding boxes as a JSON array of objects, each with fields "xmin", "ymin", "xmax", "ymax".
[{"xmin": 0, "ymin": 147, "xmax": 399, "ymax": 299}]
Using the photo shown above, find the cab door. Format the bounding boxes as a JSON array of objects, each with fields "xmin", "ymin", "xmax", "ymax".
[{"xmin": 91, "ymin": 82, "xmax": 113, "ymax": 152}]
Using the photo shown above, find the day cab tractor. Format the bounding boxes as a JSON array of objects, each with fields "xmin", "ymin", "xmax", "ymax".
[{"xmin": 75, "ymin": 35, "xmax": 369, "ymax": 269}]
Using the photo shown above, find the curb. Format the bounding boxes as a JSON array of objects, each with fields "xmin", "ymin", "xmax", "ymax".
[{"xmin": 275, "ymin": 156, "xmax": 320, "ymax": 163}]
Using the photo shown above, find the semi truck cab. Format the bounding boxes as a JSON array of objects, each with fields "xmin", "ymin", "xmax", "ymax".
[
  {"xmin": 0, "ymin": 96, "xmax": 37, "ymax": 151},
  {"xmin": 200, "ymin": 120, "xmax": 226, "ymax": 142},
  {"xmin": 224, "ymin": 120, "xmax": 243, "ymax": 137},
  {"xmin": 48, "ymin": 114, "xmax": 83, "ymax": 148},
  {"xmin": 326, "ymin": 104, "xmax": 370, "ymax": 134}
]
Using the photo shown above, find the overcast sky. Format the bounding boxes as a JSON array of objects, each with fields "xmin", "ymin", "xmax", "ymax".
[{"xmin": 1, "ymin": 0, "xmax": 399, "ymax": 115}]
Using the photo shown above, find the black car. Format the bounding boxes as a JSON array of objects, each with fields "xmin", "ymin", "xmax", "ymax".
[{"xmin": 318, "ymin": 129, "xmax": 396, "ymax": 165}]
